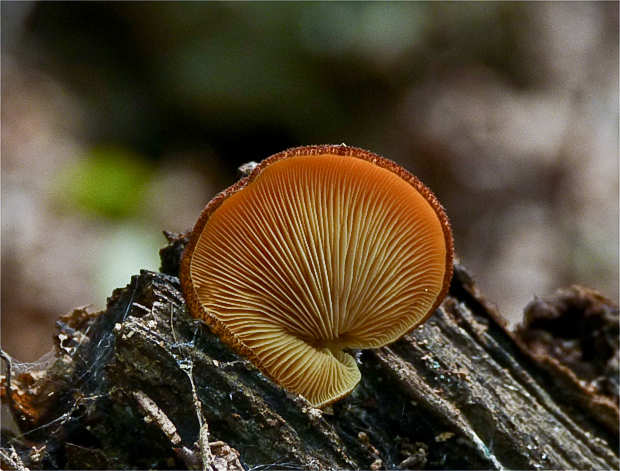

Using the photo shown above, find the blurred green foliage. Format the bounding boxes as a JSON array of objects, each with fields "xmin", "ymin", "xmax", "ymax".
[{"xmin": 59, "ymin": 145, "xmax": 154, "ymax": 219}]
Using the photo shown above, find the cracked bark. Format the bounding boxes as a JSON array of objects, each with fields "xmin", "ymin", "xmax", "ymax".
[{"xmin": 1, "ymin": 232, "xmax": 618, "ymax": 470}]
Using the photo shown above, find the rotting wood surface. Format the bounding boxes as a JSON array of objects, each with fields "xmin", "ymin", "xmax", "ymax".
[{"xmin": 1, "ymin": 232, "xmax": 618, "ymax": 470}]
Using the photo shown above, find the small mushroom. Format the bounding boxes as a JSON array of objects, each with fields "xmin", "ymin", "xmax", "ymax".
[{"xmin": 180, "ymin": 145, "xmax": 453, "ymax": 407}]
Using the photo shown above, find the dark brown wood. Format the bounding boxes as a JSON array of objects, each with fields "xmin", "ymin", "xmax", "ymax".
[{"xmin": 1, "ymin": 237, "xmax": 618, "ymax": 470}]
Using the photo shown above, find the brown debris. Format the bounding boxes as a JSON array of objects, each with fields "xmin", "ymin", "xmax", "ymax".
[{"xmin": 514, "ymin": 285, "xmax": 619, "ymax": 436}]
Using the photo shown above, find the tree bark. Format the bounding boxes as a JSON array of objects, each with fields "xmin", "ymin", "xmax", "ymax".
[{"xmin": 1, "ymin": 232, "xmax": 618, "ymax": 470}]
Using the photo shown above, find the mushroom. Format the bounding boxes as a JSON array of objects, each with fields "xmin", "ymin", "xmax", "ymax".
[{"xmin": 180, "ymin": 145, "xmax": 453, "ymax": 407}]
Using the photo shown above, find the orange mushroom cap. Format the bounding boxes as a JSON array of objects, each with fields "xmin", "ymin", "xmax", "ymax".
[{"xmin": 180, "ymin": 145, "xmax": 453, "ymax": 407}]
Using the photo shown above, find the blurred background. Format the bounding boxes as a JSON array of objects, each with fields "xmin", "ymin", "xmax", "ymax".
[{"xmin": 2, "ymin": 2, "xmax": 618, "ymax": 362}]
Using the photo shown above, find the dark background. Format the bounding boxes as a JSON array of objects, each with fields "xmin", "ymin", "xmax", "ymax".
[{"xmin": 2, "ymin": 2, "xmax": 618, "ymax": 362}]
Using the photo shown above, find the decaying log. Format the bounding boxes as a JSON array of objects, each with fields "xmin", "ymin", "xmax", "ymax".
[{"xmin": 1, "ymin": 232, "xmax": 618, "ymax": 470}]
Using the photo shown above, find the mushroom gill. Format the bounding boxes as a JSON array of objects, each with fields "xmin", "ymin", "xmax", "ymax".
[{"xmin": 180, "ymin": 145, "xmax": 453, "ymax": 407}]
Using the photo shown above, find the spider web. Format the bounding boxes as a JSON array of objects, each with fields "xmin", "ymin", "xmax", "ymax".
[{"xmin": 0, "ymin": 272, "xmax": 223, "ymax": 470}]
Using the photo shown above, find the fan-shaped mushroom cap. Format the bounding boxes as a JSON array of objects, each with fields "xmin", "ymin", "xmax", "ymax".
[{"xmin": 180, "ymin": 145, "xmax": 453, "ymax": 407}]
